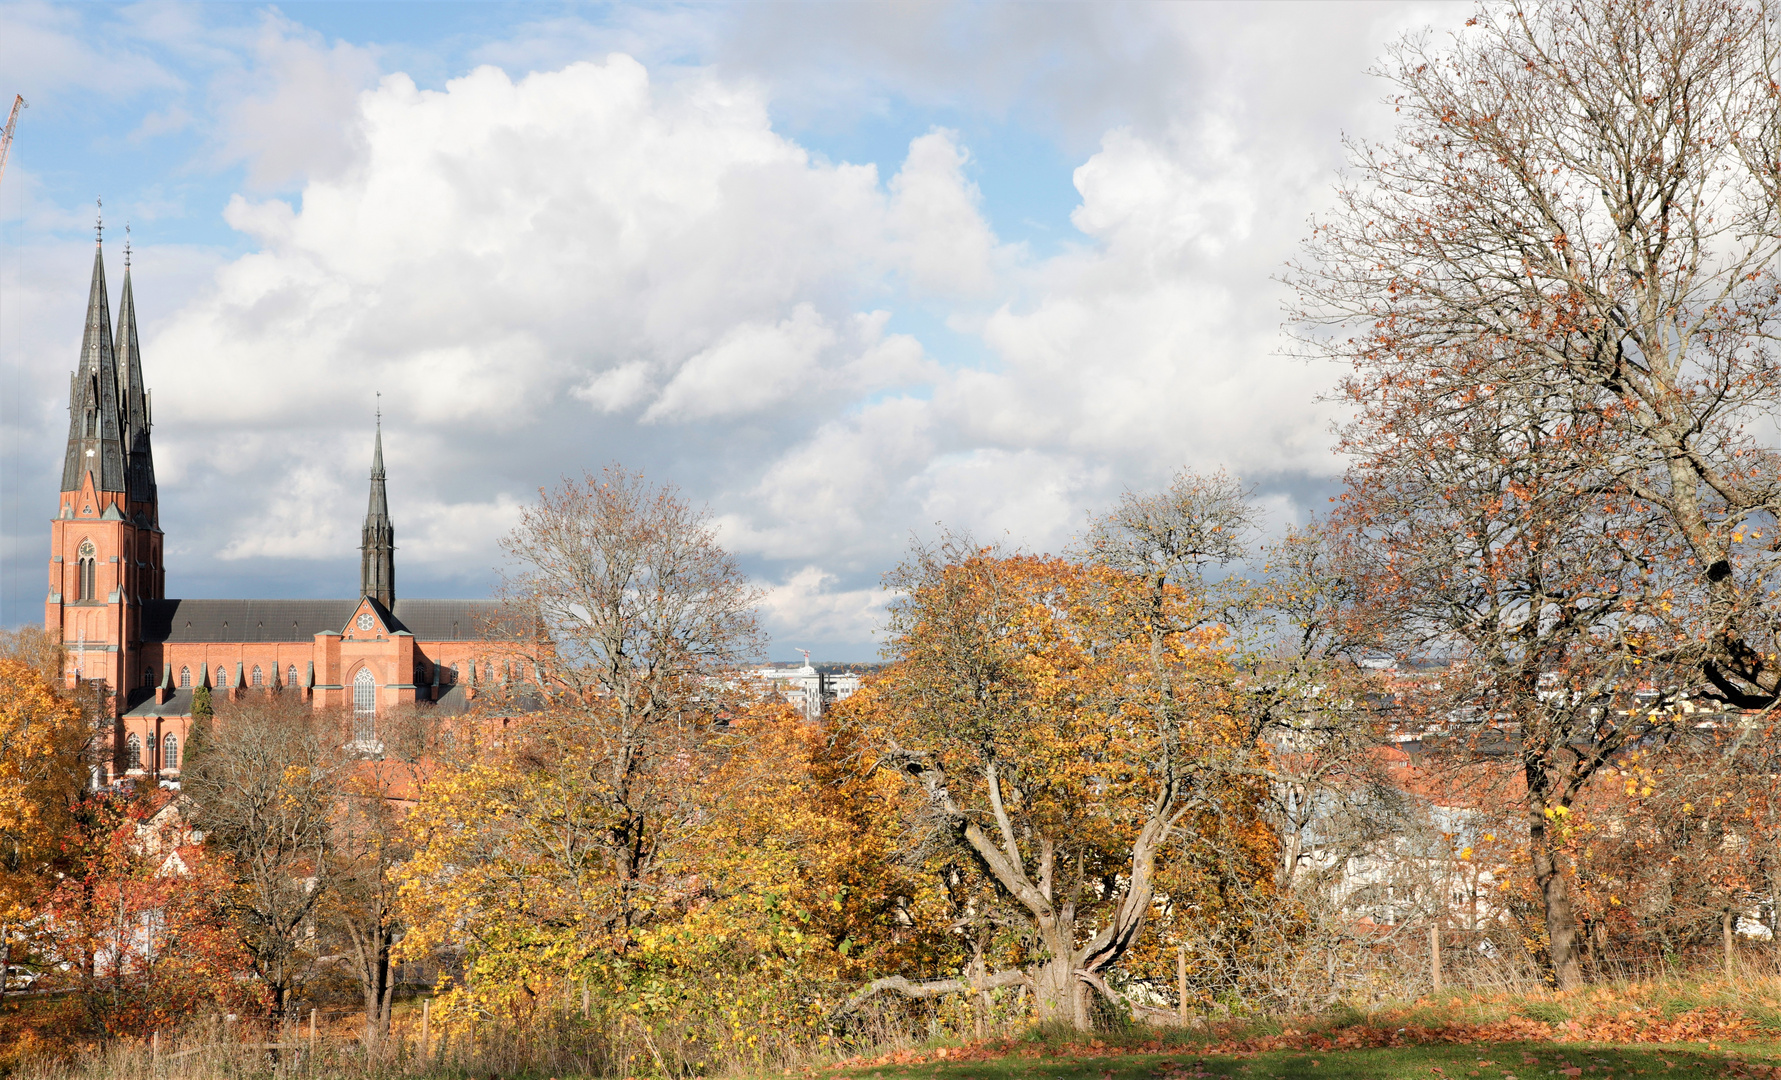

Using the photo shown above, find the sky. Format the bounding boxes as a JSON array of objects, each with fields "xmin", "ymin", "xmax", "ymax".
[{"xmin": 0, "ymin": 0, "xmax": 1464, "ymax": 660}]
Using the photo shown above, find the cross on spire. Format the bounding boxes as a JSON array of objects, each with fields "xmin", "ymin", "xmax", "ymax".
[
  {"xmin": 124, "ymin": 223, "xmax": 131, "ymax": 267},
  {"xmin": 94, "ymin": 197, "xmax": 102, "ymax": 244}
]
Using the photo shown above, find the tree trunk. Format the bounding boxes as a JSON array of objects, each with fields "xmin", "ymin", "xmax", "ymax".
[{"xmin": 1528, "ymin": 801, "xmax": 1583, "ymax": 990}]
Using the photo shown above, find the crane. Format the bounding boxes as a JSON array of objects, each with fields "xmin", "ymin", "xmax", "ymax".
[{"xmin": 0, "ymin": 95, "xmax": 26, "ymax": 195}]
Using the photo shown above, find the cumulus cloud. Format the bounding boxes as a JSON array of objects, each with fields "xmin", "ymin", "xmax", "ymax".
[{"xmin": 0, "ymin": 3, "xmax": 1474, "ymax": 654}]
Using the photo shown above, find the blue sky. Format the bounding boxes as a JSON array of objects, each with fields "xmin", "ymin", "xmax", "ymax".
[{"xmin": 0, "ymin": 1, "xmax": 1461, "ymax": 658}]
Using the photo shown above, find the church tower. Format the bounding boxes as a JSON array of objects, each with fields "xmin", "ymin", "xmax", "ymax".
[
  {"xmin": 47, "ymin": 221, "xmax": 160, "ymax": 715},
  {"xmin": 360, "ymin": 418, "xmax": 395, "ymax": 609}
]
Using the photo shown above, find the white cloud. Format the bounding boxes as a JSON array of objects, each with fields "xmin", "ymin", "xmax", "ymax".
[{"xmin": 1, "ymin": 3, "xmax": 1477, "ymax": 653}]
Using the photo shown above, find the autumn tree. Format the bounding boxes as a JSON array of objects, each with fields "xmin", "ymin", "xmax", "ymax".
[
  {"xmin": 0, "ymin": 629, "xmax": 96, "ymax": 990},
  {"xmin": 1291, "ymin": 0, "xmax": 1781, "ymax": 707},
  {"xmin": 325, "ymin": 749, "xmax": 417, "ymax": 1049},
  {"xmin": 44, "ymin": 788, "xmax": 257, "ymax": 1035},
  {"xmin": 841, "ymin": 537, "xmax": 1271, "ymax": 1029},
  {"xmin": 401, "ymin": 467, "xmax": 762, "ymax": 1014},
  {"xmin": 1330, "ymin": 354, "xmax": 1695, "ymax": 988},
  {"xmin": 182, "ymin": 697, "xmax": 347, "ymax": 1019}
]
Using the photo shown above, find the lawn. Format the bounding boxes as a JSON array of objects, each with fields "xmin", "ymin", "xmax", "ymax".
[{"xmin": 827, "ymin": 1043, "xmax": 1781, "ymax": 1080}]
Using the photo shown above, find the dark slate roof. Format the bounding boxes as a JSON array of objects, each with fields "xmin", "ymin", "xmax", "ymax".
[
  {"xmin": 123, "ymin": 688, "xmax": 195, "ymax": 718},
  {"xmin": 141, "ymin": 598, "xmax": 506, "ymax": 643}
]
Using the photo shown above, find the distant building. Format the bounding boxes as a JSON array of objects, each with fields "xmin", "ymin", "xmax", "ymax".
[
  {"xmin": 44, "ymin": 231, "xmax": 509, "ymax": 786},
  {"xmin": 748, "ymin": 659, "xmax": 864, "ymax": 720}
]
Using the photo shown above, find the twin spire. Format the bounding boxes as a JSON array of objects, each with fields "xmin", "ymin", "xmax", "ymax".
[
  {"xmin": 63, "ymin": 213, "xmax": 393, "ymax": 605},
  {"xmin": 61, "ymin": 224, "xmax": 155, "ymax": 519}
]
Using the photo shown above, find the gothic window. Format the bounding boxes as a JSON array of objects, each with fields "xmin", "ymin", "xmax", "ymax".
[
  {"xmin": 77, "ymin": 540, "xmax": 96, "ymax": 602},
  {"xmin": 450, "ymin": 663, "xmax": 460, "ymax": 683},
  {"xmin": 179, "ymin": 666, "xmax": 190, "ymax": 688},
  {"xmin": 353, "ymin": 668, "xmax": 376, "ymax": 715},
  {"xmin": 125, "ymin": 734, "xmax": 141, "ymax": 771},
  {"xmin": 288, "ymin": 665, "xmax": 299, "ymax": 687},
  {"xmin": 162, "ymin": 735, "xmax": 179, "ymax": 771},
  {"xmin": 215, "ymin": 666, "xmax": 226, "ymax": 688},
  {"xmin": 252, "ymin": 665, "xmax": 263, "ymax": 687},
  {"xmin": 143, "ymin": 666, "xmax": 157, "ymax": 688}
]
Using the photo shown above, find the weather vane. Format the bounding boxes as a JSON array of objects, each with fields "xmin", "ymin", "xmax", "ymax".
[
  {"xmin": 124, "ymin": 223, "xmax": 131, "ymax": 267},
  {"xmin": 95, "ymin": 197, "xmax": 102, "ymax": 244},
  {"xmin": 376, "ymin": 390, "xmax": 381, "ymax": 425}
]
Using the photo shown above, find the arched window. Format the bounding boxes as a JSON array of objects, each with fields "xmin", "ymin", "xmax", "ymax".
[
  {"xmin": 353, "ymin": 668, "xmax": 376, "ymax": 714},
  {"xmin": 288, "ymin": 665, "xmax": 299, "ymax": 687},
  {"xmin": 143, "ymin": 666, "xmax": 157, "ymax": 688},
  {"xmin": 125, "ymin": 734, "xmax": 141, "ymax": 771},
  {"xmin": 146, "ymin": 732, "xmax": 158, "ymax": 769},
  {"xmin": 215, "ymin": 666, "xmax": 226, "ymax": 688},
  {"xmin": 162, "ymin": 735, "xmax": 179, "ymax": 771},
  {"xmin": 77, "ymin": 540, "xmax": 96, "ymax": 602},
  {"xmin": 252, "ymin": 665, "xmax": 263, "ymax": 687},
  {"xmin": 450, "ymin": 663, "xmax": 460, "ymax": 683},
  {"xmin": 179, "ymin": 666, "xmax": 190, "ymax": 688}
]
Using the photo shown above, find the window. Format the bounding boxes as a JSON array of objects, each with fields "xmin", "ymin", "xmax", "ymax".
[
  {"xmin": 288, "ymin": 665, "xmax": 299, "ymax": 687},
  {"xmin": 143, "ymin": 666, "xmax": 157, "ymax": 688},
  {"xmin": 126, "ymin": 734, "xmax": 141, "ymax": 771},
  {"xmin": 179, "ymin": 666, "xmax": 190, "ymax": 688},
  {"xmin": 353, "ymin": 668, "xmax": 376, "ymax": 714},
  {"xmin": 215, "ymin": 666, "xmax": 226, "ymax": 688},
  {"xmin": 77, "ymin": 540, "xmax": 96, "ymax": 601},
  {"xmin": 162, "ymin": 735, "xmax": 178, "ymax": 771},
  {"xmin": 252, "ymin": 665, "xmax": 263, "ymax": 687},
  {"xmin": 357, "ymin": 613, "xmax": 374, "ymax": 631},
  {"xmin": 450, "ymin": 663, "xmax": 460, "ymax": 683}
]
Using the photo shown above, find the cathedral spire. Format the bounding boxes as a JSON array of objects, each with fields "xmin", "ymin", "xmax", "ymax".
[
  {"xmin": 61, "ymin": 226, "xmax": 125, "ymax": 495},
  {"xmin": 115, "ymin": 228, "xmax": 158, "ymax": 520},
  {"xmin": 360, "ymin": 411, "xmax": 395, "ymax": 609}
]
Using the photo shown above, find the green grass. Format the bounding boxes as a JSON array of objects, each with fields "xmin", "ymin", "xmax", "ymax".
[{"xmin": 824, "ymin": 1043, "xmax": 1781, "ymax": 1080}]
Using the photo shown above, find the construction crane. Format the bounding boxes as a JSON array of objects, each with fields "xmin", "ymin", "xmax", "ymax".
[{"xmin": 0, "ymin": 95, "xmax": 26, "ymax": 195}]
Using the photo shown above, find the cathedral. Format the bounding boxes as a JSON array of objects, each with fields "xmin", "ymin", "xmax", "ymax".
[{"xmin": 45, "ymin": 230, "xmax": 504, "ymax": 783}]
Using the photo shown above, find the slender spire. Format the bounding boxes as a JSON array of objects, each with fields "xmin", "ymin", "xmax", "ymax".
[
  {"xmin": 360, "ymin": 409, "xmax": 395, "ymax": 608},
  {"xmin": 61, "ymin": 225, "xmax": 125, "ymax": 494},
  {"xmin": 115, "ymin": 224, "xmax": 158, "ymax": 519}
]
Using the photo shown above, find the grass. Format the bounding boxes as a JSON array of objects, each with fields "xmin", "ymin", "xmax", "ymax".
[{"xmin": 818, "ymin": 1044, "xmax": 1781, "ymax": 1080}]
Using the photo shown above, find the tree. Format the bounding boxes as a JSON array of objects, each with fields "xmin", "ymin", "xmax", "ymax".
[
  {"xmin": 401, "ymin": 467, "xmax": 762, "ymax": 1012},
  {"xmin": 841, "ymin": 538, "xmax": 1270, "ymax": 1029},
  {"xmin": 182, "ymin": 697, "xmax": 345, "ymax": 1019},
  {"xmin": 1291, "ymin": 0, "xmax": 1781, "ymax": 707},
  {"xmin": 0, "ymin": 630, "xmax": 95, "ymax": 991},
  {"xmin": 1331, "ymin": 359, "xmax": 1691, "ymax": 988},
  {"xmin": 326, "ymin": 753, "xmax": 414, "ymax": 1049}
]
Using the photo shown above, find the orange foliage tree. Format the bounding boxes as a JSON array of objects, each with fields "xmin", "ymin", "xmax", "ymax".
[{"xmin": 839, "ymin": 538, "xmax": 1274, "ymax": 1029}]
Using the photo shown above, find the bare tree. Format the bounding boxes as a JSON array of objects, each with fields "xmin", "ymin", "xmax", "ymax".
[
  {"xmin": 1292, "ymin": 0, "xmax": 1781, "ymax": 708},
  {"xmin": 484, "ymin": 467, "xmax": 764, "ymax": 956},
  {"xmin": 183, "ymin": 698, "xmax": 346, "ymax": 1019}
]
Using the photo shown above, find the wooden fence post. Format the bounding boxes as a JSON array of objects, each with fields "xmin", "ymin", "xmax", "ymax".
[
  {"xmin": 1177, "ymin": 945, "xmax": 1188, "ymax": 1025},
  {"xmin": 151, "ymin": 1031, "xmax": 159, "ymax": 1075},
  {"xmin": 420, "ymin": 999, "xmax": 430, "ymax": 1059},
  {"xmin": 1724, "ymin": 910, "xmax": 1736, "ymax": 980},
  {"xmin": 1430, "ymin": 924, "xmax": 1442, "ymax": 994}
]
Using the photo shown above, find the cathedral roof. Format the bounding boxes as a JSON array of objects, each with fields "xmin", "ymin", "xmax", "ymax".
[{"xmin": 140, "ymin": 598, "xmax": 506, "ymax": 643}]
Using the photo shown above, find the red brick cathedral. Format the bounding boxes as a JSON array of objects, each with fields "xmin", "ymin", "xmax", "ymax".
[{"xmin": 45, "ymin": 232, "xmax": 502, "ymax": 783}]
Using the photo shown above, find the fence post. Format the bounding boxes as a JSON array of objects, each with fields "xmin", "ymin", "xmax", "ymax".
[
  {"xmin": 151, "ymin": 1031, "xmax": 159, "ymax": 1075},
  {"xmin": 308, "ymin": 1008, "xmax": 316, "ymax": 1067},
  {"xmin": 1724, "ymin": 910, "xmax": 1736, "ymax": 980},
  {"xmin": 1429, "ymin": 924, "xmax": 1442, "ymax": 994},
  {"xmin": 420, "ymin": 999, "xmax": 430, "ymax": 1059},
  {"xmin": 1177, "ymin": 945, "xmax": 1188, "ymax": 1025}
]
